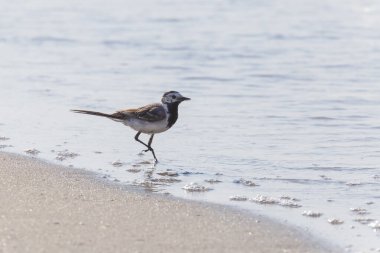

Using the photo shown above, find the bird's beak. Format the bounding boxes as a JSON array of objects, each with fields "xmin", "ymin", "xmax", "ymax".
[{"xmin": 179, "ymin": 96, "xmax": 191, "ymax": 101}]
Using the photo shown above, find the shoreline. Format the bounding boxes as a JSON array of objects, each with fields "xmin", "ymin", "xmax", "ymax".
[{"xmin": 0, "ymin": 152, "xmax": 338, "ymax": 253}]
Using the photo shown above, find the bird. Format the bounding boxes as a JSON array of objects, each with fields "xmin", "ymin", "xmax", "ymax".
[{"xmin": 71, "ymin": 91, "xmax": 190, "ymax": 163}]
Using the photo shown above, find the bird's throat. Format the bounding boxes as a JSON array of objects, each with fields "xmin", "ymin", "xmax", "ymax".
[{"xmin": 166, "ymin": 102, "xmax": 179, "ymax": 128}]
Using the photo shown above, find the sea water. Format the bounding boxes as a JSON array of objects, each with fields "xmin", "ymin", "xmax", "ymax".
[{"xmin": 0, "ymin": 0, "xmax": 379, "ymax": 251}]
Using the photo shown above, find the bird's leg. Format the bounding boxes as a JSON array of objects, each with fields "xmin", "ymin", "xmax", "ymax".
[
  {"xmin": 134, "ymin": 132, "xmax": 158, "ymax": 162},
  {"xmin": 143, "ymin": 134, "xmax": 154, "ymax": 152},
  {"xmin": 144, "ymin": 134, "xmax": 158, "ymax": 162},
  {"xmin": 150, "ymin": 148, "xmax": 158, "ymax": 163},
  {"xmin": 135, "ymin": 132, "xmax": 150, "ymax": 150}
]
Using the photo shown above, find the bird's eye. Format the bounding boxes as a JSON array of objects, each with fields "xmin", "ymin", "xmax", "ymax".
[{"xmin": 172, "ymin": 95, "xmax": 176, "ymax": 99}]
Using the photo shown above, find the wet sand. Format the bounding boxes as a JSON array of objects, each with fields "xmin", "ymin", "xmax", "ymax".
[{"xmin": 0, "ymin": 152, "xmax": 336, "ymax": 253}]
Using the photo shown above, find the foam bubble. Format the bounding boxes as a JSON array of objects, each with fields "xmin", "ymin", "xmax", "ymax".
[
  {"xmin": 182, "ymin": 182, "xmax": 212, "ymax": 192},
  {"xmin": 250, "ymin": 195, "xmax": 302, "ymax": 208},
  {"xmin": 24, "ymin": 148, "xmax": 40, "ymax": 155},
  {"xmin": 368, "ymin": 221, "xmax": 380, "ymax": 230},
  {"xmin": 205, "ymin": 179, "xmax": 222, "ymax": 184},
  {"xmin": 328, "ymin": 218, "xmax": 344, "ymax": 225},
  {"xmin": 55, "ymin": 150, "xmax": 79, "ymax": 161},
  {"xmin": 346, "ymin": 182, "xmax": 362, "ymax": 186},
  {"xmin": 250, "ymin": 195, "xmax": 279, "ymax": 205},
  {"xmin": 157, "ymin": 171, "xmax": 179, "ymax": 177},
  {"xmin": 303, "ymin": 211, "xmax": 323, "ymax": 217},
  {"xmin": 229, "ymin": 195, "xmax": 248, "ymax": 201},
  {"xmin": 354, "ymin": 218, "xmax": 375, "ymax": 225},
  {"xmin": 350, "ymin": 208, "xmax": 370, "ymax": 215},
  {"xmin": 111, "ymin": 160, "xmax": 124, "ymax": 167},
  {"xmin": 233, "ymin": 178, "xmax": 258, "ymax": 187}
]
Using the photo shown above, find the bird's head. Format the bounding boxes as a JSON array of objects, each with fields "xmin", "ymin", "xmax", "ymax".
[{"xmin": 161, "ymin": 91, "xmax": 190, "ymax": 104}]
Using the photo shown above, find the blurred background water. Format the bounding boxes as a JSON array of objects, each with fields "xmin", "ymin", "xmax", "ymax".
[{"xmin": 0, "ymin": 0, "xmax": 380, "ymax": 251}]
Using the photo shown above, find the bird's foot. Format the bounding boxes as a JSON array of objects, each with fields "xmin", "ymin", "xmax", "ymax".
[{"xmin": 143, "ymin": 147, "xmax": 153, "ymax": 153}]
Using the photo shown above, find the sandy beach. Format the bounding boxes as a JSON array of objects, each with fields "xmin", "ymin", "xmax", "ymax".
[{"xmin": 0, "ymin": 152, "xmax": 336, "ymax": 253}]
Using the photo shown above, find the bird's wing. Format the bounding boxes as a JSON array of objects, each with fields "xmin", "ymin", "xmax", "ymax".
[{"xmin": 118, "ymin": 103, "xmax": 166, "ymax": 122}]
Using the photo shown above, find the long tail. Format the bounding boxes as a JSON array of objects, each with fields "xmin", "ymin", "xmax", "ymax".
[{"xmin": 71, "ymin": 109, "xmax": 123, "ymax": 120}]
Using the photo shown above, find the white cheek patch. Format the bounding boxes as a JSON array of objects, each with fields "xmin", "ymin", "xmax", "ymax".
[{"xmin": 163, "ymin": 92, "xmax": 181, "ymax": 103}]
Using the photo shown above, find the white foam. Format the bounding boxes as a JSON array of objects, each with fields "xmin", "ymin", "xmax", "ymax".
[
  {"xmin": 250, "ymin": 195, "xmax": 279, "ymax": 205},
  {"xmin": 280, "ymin": 195, "xmax": 301, "ymax": 202},
  {"xmin": 182, "ymin": 183, "xmax": 212, "ymax": 192},
  {"xmin": 229, "ymin": 195, "xmax": 248, "ymax": 201},
  {"xmin": 368, "ymin": 221, "xmax": 380, "ymax": 230},
  {"xmin": 250, "ymin": 195, "xmax": 302, "ymax": 208},
  {"xmin": 302, "ymin": 211, "xmax": 323, "ymax": 218},
  {"xmin": 157, "ymin": 171, "xmax": 179, "ymax": 177},
  {"xmin": 346, "ymin": 182, "xmax": 362, "ymax": 186},
  {"xmin": 205, "ymin": 179, "xmax": 222, "ymax": 184},
  {"xmin": 24, "ymin": 148, "xmax": 40, "ymax": 155},
  {"xmin": 111, "ymin": 160, "xmax": 124, "ymax": 167},
  {"xmin": 279, "ymin": 200, "xmax": 302, "ymax": 208},
  {"xmin": 233, "ymin": 178, "xmax": 258, "ymax": 187},
  {"xmin": 328, "ymin": 218, "xmax": 344, "ymax": 225},
  {"xmin": 55, "ymin": 150, "xmax": 79, "ymax": 161},
  {"xmin": 350, "ymin": 208, "xmax": 370, "ymax": 215},
  {"xmin": 354, "ymin": 218, "xmax": 375, "ymax": 225},
  {"xmin": 126, "ymin": 168, "xmax": 141, "ymax": 173}
]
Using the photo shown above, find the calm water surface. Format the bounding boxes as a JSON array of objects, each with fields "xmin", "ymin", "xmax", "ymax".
[{"xmin": 1, "ymin": 0, "xmax": 380, "ymax": 251}]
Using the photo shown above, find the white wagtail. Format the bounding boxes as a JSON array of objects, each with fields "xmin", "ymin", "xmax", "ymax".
[{"xmin": 72, "ymin": 91, "xmax": 190, "ymax": 162}]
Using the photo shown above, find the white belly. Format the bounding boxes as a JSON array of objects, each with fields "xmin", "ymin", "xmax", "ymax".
[{"xmin": 123, "ymin": 118, "xmax": 169, "ymax": 134}]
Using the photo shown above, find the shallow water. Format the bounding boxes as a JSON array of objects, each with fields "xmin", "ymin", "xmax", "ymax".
[{"xmin": 1, "ymin": 0, "xmax": 380, "ymax": 251}]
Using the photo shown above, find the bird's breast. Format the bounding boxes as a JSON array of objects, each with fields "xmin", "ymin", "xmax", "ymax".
[{"xmin": 123, "ymin": 118, "xmax": 169, "ymax": 134}]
